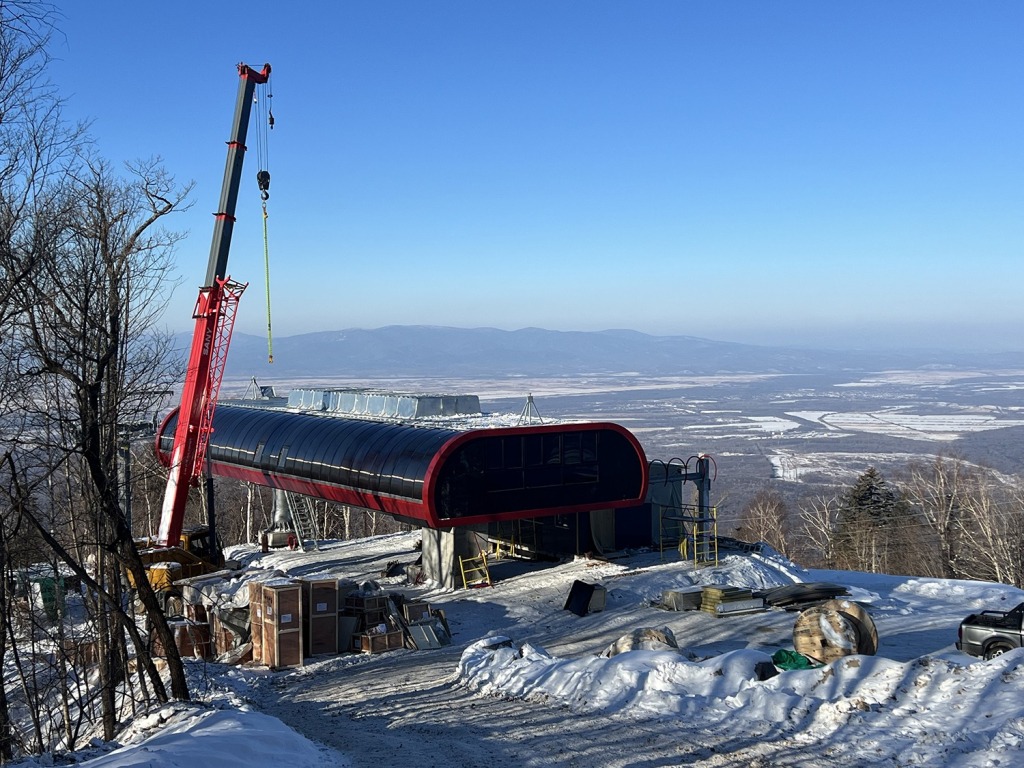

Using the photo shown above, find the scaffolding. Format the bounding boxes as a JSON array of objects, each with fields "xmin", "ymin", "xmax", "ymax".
[
  {"xmin": 651, "ymin": 455, "xmax": 718, "ymax": 567},
  {"xmin": 490, "ymin": 517, "xmax": 541, "ymax": 560},
  {"xmin": 659, "ymin": 504, "xmax": 719, "ymax": 567}
]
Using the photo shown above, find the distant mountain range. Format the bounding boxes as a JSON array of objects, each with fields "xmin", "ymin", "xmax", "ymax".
[{"xmin": 200, "ymin": 326, "xmax": 1024, "ymax": 378}]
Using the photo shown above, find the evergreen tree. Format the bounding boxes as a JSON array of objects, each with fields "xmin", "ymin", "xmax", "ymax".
[{"xmin": 835, "ymin": 467, "xmax": 909, "ymax": 572}]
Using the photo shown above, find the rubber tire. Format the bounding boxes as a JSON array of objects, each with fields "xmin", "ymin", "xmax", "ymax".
[{"xmin": 984, "ymin": 642, "xmax": 1013, "ymax": 660}]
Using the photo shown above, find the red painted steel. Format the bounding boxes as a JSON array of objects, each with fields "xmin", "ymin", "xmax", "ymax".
[{"xmin": 155, "ymin": 63, "xmax": 270, "ymax": 548}]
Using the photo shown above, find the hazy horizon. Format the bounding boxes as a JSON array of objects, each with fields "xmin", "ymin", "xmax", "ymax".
[
  {"xmin": 219, "ymin": 321, "xmax": 1024, "ymax": 355},
  {"xmin": 53, "ymin": 2, "xmax": 1024, "ymax": 354}
]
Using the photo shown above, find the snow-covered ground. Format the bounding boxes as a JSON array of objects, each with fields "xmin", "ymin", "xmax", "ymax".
[{"xmin": 21, "ymin": 532, "xmax": 1024, "ymax": 768}]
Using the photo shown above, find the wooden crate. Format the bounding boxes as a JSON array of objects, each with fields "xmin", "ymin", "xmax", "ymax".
[
  {"xmin": 345, "ymin": 594, "xmax": 387, "ymax": 612},
  {"xmin": 306, "ymin": 614, "xmax": 337, "ymax": 657},
  {"xmin": 62, "ymin": 638, "xmax": 98, "ymax": 667},
  {"xmin": 403, "ymin": 601, "xmax": 431, "ymax": 623},
  {"xmin": 249, "ymin": 582, "xmax": 264, "ymax": 665},
  {"xmin": 302, "ymin": 579, "xmax": 339, "ymax": 657},
  {"xmin": 303, "ymin": 579, "xmax": 339, "ymax": 616},
  {"xmin": 356, "ymin": 630, "xmax": 404, "ymax": 654},
  {"xmin": 662, "ymin": 589, "xmax": 703, "ymax": 611},
  {"xmin": 262, "ymin": 582, "xmax": 302, "ymax": 669},
  {"xmin": 210, "ymin": 611, "xmax": 246, "ymax": 656},
  {"xmin": 176, "ymin": 621, "xmax": 211, "ymax": 659},
  {"xmin": 151, "ymin": 620, "xmax": 211, "ymax": 659},
  {"xmin": 345, "ymin": 607, "xmax": 386, "ymax": 628}
]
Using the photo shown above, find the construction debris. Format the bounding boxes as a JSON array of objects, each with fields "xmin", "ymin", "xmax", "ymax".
[
  {"xmin": 144, "ymin": 564, "xmax": 457, "ymax": 668},
  {"xmin": 602, "ymin": 627, "xmax": 682, "ymax": 657},
  {"xmin": 657, "ymin": 588, "xmax": 703, "ymax": 611},
  {"xmin": 700, "ymin": 585, "xmax": 766, "ymax": 617},
  {"xmin": 345, "ymin": 585, "xmax": 402, "ymax": 654},
  {"xmin": 792, "ymin": 599, "xmax": 878, "ymax": 663},
  {"xmin": 756, "ymin": 582, "xmax": 850, "ymax": 610},
  {"xmin": 563, "ymin": 580, "xmax": 607, "ymax": 616}
]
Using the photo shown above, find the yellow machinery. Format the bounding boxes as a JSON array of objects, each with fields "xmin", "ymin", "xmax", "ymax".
[{"xmin": 130, "ymin": 526, "xmax": 225, "ymax": 606}]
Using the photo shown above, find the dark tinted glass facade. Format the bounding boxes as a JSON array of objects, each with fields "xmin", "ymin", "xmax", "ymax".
[{"xmin": 429, "ymin": 427, "xmax": 645, "ymax": 519}]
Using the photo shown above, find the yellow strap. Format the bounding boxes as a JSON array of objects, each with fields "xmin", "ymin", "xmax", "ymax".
[{"xmin": 262, "ymin": 200, "xmax": 274, "ymax": 364}]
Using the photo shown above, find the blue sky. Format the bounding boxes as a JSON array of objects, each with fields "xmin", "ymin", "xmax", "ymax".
[{"xmin": 50, "ymin": 2, "xmax": 1023, "ymax": 350}]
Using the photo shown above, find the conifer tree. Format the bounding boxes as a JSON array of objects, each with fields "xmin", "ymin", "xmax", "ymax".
[{"xmin": 835, "ymin": 467, "xmax": 909, "ymax": 572}]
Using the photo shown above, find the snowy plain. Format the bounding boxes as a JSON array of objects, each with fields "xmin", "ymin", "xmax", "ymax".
[{"xmin": 19, "ymin": 531, "xmax": 1024, "ymax": 768}]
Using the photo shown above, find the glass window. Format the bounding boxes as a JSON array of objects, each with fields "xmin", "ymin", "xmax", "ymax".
[
  {"xmin": 525, "ymin": 465, "xmax": 562, "ymax": 488},
  {"xmin": 563, "ymin": 433, "xmax": 581, "ymax": 465},
  {"xmin": 488, "ymin": 468, "xmax": 524, "ymax": 492},
  {"xmin": 564, "ymin": 464, "xmax": 599, "ymax": 485},
  {"xmin": 484, "ymin": 438, "xmax": 503, "ymax": 470},
  {"xmin": 503, "ymin": 436, "xmax": 523, "ymax": 469},
  {"xmin": 525, "ymin": 435, "xmax": 543, "ymax": 467},
  {"xmin": 543, "ymin": 434, "xmax": 561, "ymax": 465}
]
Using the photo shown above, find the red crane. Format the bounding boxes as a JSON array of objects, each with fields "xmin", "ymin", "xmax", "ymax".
[{"xmin": 156, "ymin": 63, "xmax": 272, "ymax": 549}]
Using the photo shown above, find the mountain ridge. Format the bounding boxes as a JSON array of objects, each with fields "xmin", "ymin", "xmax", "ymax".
[{"xmin": 210, "ymin": 325, "xmax": 1024, "ymax": 378}]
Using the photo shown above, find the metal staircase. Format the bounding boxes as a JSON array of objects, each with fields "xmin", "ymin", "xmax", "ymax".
[{"xmin": 286, "ymin": 492, "xmax": 322, "ymax": 551}]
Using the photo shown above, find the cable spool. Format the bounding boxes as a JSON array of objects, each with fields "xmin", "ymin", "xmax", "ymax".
[{"xmin": 793, "ymin": 599, "xmax": 878, "ymax": 664}]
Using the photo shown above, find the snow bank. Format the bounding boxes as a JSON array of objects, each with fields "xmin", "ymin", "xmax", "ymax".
[
  {"xmin": 57, "ymin": 706, "xmax": 343, "ymax": 768},
  {"xmin": 458, "ymin": 636, "xmax": 1024, "ymax": 766}
]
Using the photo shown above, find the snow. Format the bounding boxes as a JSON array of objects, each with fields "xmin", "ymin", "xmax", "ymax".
[
  {"xmin": 65, "ymin": 707, "xmax": 342, "ymax": 768},
  {"xmin": 19, "ymin": 533, "xmax": 1024, "ymax": 768}
]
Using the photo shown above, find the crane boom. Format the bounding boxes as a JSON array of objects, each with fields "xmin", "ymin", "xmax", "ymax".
[{"xmin": 156, "ymin": 63, "xmax": 271, "ymax": 548}]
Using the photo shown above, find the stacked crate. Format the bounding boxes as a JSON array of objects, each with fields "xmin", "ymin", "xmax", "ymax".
[
  {"xmin": 344, "ymin": 592, "xmax": 402, "ymax": 654},
  {"xmin": 262, "ymin": 581, "xmax": 303, "ymax": 669},
  {"xmin": 661, "ymin": 588, "xmax": 704, "ymax": 611},
  {"xmin": 151, "ymin": 620, "xmax": 211, "ymax": 659},
  {"xmin": 301, "ymin": 578, "xmax": 339, "ymax": 657},
  {"xmin": 209, "ymin": 607, "xmax": 250, "ymax": 658},
  {"xmin": 249, "ymin": 582, "xmax": 264, "ymax": 664},
  {"xmin": 700, "ymin": 585, "xmax": 765, "ymax": 617}
]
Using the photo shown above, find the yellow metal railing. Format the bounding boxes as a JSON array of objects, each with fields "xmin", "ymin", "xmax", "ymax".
[
  {"xmin": 459, "ymin": 551, "xmax": 492, "ymax": 589},
  {"xmin": 660, "ymin": 504, "xmax": 719, "ymax": 567}
]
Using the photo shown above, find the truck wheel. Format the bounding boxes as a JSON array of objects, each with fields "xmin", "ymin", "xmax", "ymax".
[{"xmin": 984, "ymin": 642, "xmax": 1013, "ymax": 660}]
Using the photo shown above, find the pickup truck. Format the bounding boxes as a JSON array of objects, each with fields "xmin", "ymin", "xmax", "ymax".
[{"xmin": 956, "ymin": 602, "xmax": 1024, "ymax": 660}]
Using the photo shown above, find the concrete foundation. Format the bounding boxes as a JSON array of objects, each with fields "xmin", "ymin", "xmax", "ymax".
[{"xmin": 420, "ymin": 525, "xmax": 489, "ymax": 589}]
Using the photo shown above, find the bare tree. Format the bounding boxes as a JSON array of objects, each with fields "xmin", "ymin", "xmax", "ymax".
[
  {"xmin": 0, "ymin": 3, "xmax": 74, "ymax": 759},
  {"xmin": 734, "ymin": 487, "xmax": 792, "ymax": 557},
  {"xmin": 899, "ymin": 455, "xmax": 974, "ymax": 578},
  {"xmin": 2, "ymin": 11, "xmax": 197, "ymax": 746},
  {"xmin": 11, "ymin": 156, "xmax": 194, "ymax": 714},
  {"xmin": 952, "ymin": 477, "xmax": 1024, "ymax": 588},
  {"xmin": 796, "ymin": 491, "xmax": 842, "ymax": 568}
]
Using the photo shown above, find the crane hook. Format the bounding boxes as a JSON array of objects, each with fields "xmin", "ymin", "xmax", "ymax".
[{"xmin": 257, "ymin": 169, "xmax": 270, "ymax": 201}]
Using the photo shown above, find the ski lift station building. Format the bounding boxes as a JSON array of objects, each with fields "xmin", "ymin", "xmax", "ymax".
[{"xmin": 156, "ymin": 388, "xmax": 651, "ymax": 545}]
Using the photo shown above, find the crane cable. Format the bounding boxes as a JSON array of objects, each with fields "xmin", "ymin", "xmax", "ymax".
[
  {"xmin": 254, "ymin": 73, "xmax": 274, "ymax": 363},
  {"xmin": 261, "ymin": 198, "xmax": 273, "ymax": 363}
]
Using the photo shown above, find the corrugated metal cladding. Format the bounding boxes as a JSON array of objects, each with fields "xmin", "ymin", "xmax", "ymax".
[
  {"xmin": 285, "ymin": 388, "xmax": 481, "ymax": 419},
  {"xmin": 156, "ymin": 404, "xmax": 648, "ymax": 528}
]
